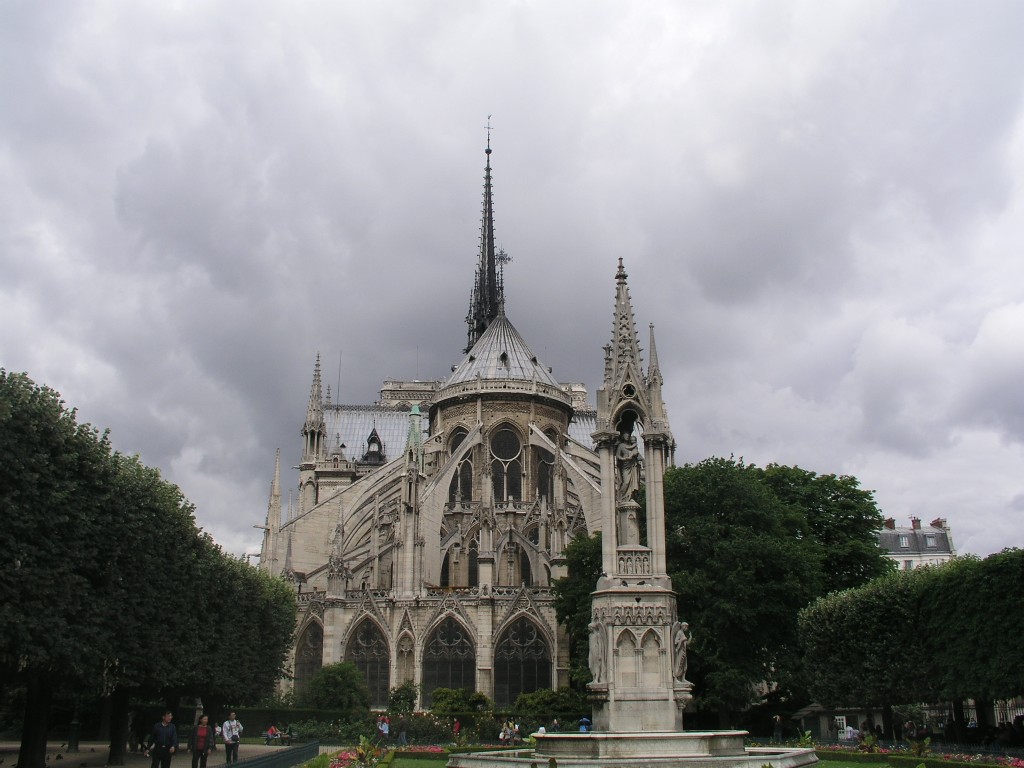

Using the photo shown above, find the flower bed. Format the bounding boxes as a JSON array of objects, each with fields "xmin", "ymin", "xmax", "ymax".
[{"xmin": 815, "ymin": 744, "xmax": 1024, "ymax": 768}]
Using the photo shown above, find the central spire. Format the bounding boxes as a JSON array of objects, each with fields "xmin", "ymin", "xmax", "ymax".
[{"xmin": 465, "ymin": 123, "xmax": 503, "ymax": 353}]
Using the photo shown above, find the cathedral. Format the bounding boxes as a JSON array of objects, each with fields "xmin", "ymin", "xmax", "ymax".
[{"xmin": 257, "ymin": 141, "xmax": 676, "ymax": 712}]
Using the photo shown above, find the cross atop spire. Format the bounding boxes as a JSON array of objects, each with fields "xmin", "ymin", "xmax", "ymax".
[{"xmin": 465, "ymin": 126, "xmax": 504, "ymax": 353}]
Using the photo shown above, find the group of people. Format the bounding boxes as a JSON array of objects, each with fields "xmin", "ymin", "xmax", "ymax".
[
  {"xmin": 497, "ymin": 720, "xmax": 522, "ymax": 745},
  {"xmin": 375, "ymin": 713, "xmax": 409, "ymax": 746},
  {"xmin": 143, "ymin": 711, "xmax": 244, "ymax": 768}
]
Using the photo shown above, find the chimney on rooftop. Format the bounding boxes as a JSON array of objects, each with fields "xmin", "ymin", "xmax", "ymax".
[
  {"xmin": 931, "ymin": 518, "xmax": 947, "ymax": 529},
  {"xmin": 911, "ymin": 517, "xmax": 921, "ymax": 529},
  {"xmin": 884, "ymin": 518, "xmax": 896, "ymax": 530}
]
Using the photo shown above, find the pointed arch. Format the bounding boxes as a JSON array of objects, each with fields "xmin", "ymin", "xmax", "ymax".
[
  {"xmin": 641, "ymin": 629, "xmax": 662, "ymax": 687},
  {"xmin": 440, "ymin": 528, "xmax": 481, "ymax": 588},
  {"xmin": 396, "ymin": 631, "xmax": 416, "ymax": 687},
  {"xmin": 495, "ymin": 528, "xmax": 542, "ymax": 587},
  {"xmin": 293, "ymin": 619, "xmax": 324, "ymax": 701},
  {"xmin": 447, "ymin": 426, "xmax": 473, "ymax": 504},
  {"xmin": 493, "ymin": 615, "xmax": 552, "ymax": 707},
  {"xmin": 421, "ymin": 615, "xmax": 476, "ymax": 707},
  {"xmin": 616, "ymin": 630, "xmax": 638, "ymax": 688},
  {"xmin": 489, "ymin": 422, "xmax": 524, "ymax": 502},
  {"xmin": 344, "ymin": 617, "xmax": 390, "ymax": 708}
]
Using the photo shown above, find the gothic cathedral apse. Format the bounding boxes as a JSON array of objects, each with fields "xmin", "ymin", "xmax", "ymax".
[{"xmin": 257, "ymin": 140, "xmax": 677, "ymax": 711}]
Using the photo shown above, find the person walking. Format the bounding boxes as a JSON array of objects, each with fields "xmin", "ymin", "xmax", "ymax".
[
  {"xmin": 145, "ymin": 711, "xmax": 178, "ymax": 768},
  {"xmin": 187, "ymin": 714, "xmax": 216, "ymax": 768},
  {"xmin": 222, "ymin": 712, "xmax": 244, "ymax": 764}
]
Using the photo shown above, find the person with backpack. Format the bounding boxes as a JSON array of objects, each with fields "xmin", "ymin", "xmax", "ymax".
[{"xmin": 221, "ymin": 712, "xmax": 243, "ymax": 764}]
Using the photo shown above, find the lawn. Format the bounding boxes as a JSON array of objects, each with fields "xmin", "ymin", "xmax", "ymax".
[{"xmin": 391, "ymin": 758, "xmax": 450, "ymax": 768}]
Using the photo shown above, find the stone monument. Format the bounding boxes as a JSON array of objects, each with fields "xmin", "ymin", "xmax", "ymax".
[
  {"xmin": 449, "ymin": 260, "xmax": 817, "ymax": 768},
  {"xmin": 584, "ymin": 257, "xmax": 692, "ymax": 733}
]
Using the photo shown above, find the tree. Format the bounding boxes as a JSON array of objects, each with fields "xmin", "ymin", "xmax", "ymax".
[
  {"xmin": 760, "ymin": 464, "xmax": 893, "ymax": 593},
  {"xmin": 798, "ymin": 569, "xmax": 931, "ymax": 737},
  {"xmin": 388, "ymin": 681, "xmax": 419, "ymax": 714},
  {"xmin": 428, "ymin": 687, "xmax": 492, "ymax": 715},
  {"xmin": 664, "ymin": 458, "xmax": 827, "ymax": 721},
  {"xmin": 300, "ymin": 662, "xmax": 370, "ymax": 713},
  {"xmin": 801, "ymin": 549, "xmax": 1024, "ymax": 738},
  {"xmin": 917, "ymin": 549, "xmax": 1024, "ymax": 704},
  {"xmin": 1, "ymin": 372, "xmax": 297, "ymax": 766},
  {"xmin": 512, "ymin": 686, "xmax": 589, "ymax": 726},
  {"xmin": 551, "ymin": 532, "xmax": 602, "ymax": 688},
  {"xmin": 0, "ymin": 371, "xmax": 120, "ymax": 768}
]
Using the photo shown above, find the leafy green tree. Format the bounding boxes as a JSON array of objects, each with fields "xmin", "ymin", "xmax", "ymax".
[
  {"xmin": 428, "ymin": 687, "xmax": 492, "ymax": 714},
  {"xmin": 0, "ymin": 371, "xmax": 120, "ymax": 768},
  {"xmin": 551, "ymin": 532, "xmax": 602, "ymax": 687},
  {"xmin": 800, "ymin": 551, "xmax": 1024, "ymax": 737},
  {"xmin": 918, "ymin": 549, "xmax": 1024, "ymax": 703},
  {"xmin": 1, "ymin": 372, "xmax": 297, "ymax": 766},
  {"xmin": 300, "ymin": 662, "xmax": 371, "ymax": 712},
  {"xmin": 512, "ymin": 686, "xmax": 589, "ymax": 726},
  {"xmin": 388, "ymin": 680, "xmax": 419, "ymax": 714},
  {"xmin": 760, "ymin": 464, "xmax": 893, "ymax": 593},
  {"xmin": 664, "ymin": 458, "xmax": 826, "ymax": 722},
  {"xmin": 798, "ymin": 569, "xmax": 931, "ymax": 737}
]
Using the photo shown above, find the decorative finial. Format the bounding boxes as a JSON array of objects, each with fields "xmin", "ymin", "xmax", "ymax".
[{"xmin": 486, "ymin": 115, "xmax": 493, "ymax": 155}]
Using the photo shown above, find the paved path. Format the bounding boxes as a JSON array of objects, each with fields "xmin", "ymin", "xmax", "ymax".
[{"xmin": 0, "ymin": 742, "xmax": 286, "ymax": 768}]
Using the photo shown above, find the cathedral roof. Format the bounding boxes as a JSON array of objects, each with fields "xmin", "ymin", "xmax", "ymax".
[
  {"xmin": 445, "ymin": 310, "xmax": 562, "ymax": 389},
  {"xmin": 322, "ymin": 401, "xmax": 596, "ymax": 458},
  {"xmin": 324, "ymin": 406, "xmax": 426, "ymax": 464}
]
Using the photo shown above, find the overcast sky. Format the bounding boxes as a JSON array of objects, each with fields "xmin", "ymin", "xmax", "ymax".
[{"xmin": 3, "ymin": 1, "xmax": 1023, "ymax": 559}]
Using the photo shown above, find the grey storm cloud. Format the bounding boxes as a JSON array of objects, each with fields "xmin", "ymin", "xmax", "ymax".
[{"xmin": 2, "ymin": 1, "xmax": 1023, "ymax": 558}]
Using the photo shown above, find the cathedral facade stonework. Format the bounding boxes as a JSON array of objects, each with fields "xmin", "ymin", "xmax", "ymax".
[{"xmin": 258, "ymin": 144, "xmax": 673, "ymax": 711}]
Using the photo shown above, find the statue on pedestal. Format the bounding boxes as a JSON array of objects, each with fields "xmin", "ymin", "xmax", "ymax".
[
  {"xmin": 672, "ymin": 621, "xmax": 691, "ymax": 682},
  {"xmin": 589, "ymin": 620, "xmax": 607, "ymax": 684},
  {"xmin": 615, "ymin": 432, "xmax": 642, "ymax": 502}
]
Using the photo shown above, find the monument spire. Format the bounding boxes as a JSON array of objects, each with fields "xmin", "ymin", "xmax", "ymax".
[
  {"xmin": 602, "ymin": 258, "xmax": 650, "ymax": 408},
  {"xmin": 465, "ymin": 121, "xmax": 502, "ymax": 353},
  {"xmin": 588, "ymin": 258, "xmax": 688, "ymax": 733}
]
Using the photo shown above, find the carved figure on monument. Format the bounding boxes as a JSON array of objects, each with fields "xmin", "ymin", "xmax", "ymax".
[
  {"xmin": 588, "ymin": 620, "xmax": 607, "ymax": 684},
  {"xmin": 672, "ymin": 621, "xmax": 691, "ymax": 682},
  {"xmin": 615, "ymin": 432, "xmax": 643, "ymax": 502}
]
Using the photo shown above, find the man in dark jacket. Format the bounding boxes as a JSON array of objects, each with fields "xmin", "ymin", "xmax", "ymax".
[{"xmin": 146, "ymin": 711, "xmax": 178, "ymax": 768}]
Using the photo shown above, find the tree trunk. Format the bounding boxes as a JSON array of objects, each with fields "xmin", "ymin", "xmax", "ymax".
[
  {"xmin": 882, "ymin": 703, "xmax": 895, "ymax": 741},
  {"xmin": 975, "ymin": 699, "xmax": 993, "ymax": 731},
  {"xmin": 107, "ymin": 687, "xmax": 130, "ymax": 766},
  {"xmin": 19, "ymin": 675, "xmax": 52, "ymax": 768},
  {"xmin": 98, "ymin": 694, "xmax": 112, "ymax": 741},
  {"xmin": 952, "ymin": 699, "xmax": 967, "ymax": 744}
]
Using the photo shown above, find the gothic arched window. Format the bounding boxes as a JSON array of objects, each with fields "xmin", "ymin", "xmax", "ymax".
[
  {"xmin": 293, "ymin": 622, "xmax": 323, "ymax": 702},
  {"xmin": 422, "ymin": 617, "xmax": 475, "ymax": 707},
  {"xmin": 344, "ymin": 619, "xmax": 390, "ymax": 708},
  {"xmin": 490, "ymin": 426, "xmax": 522, "ymax": 502},
  {"xmin": 493, "ymin": 617, "xmax": 551, "ymax": 707},
  {"xmin": 397, "ymin": 634, "xmax": 415, "ymax": 687}
]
